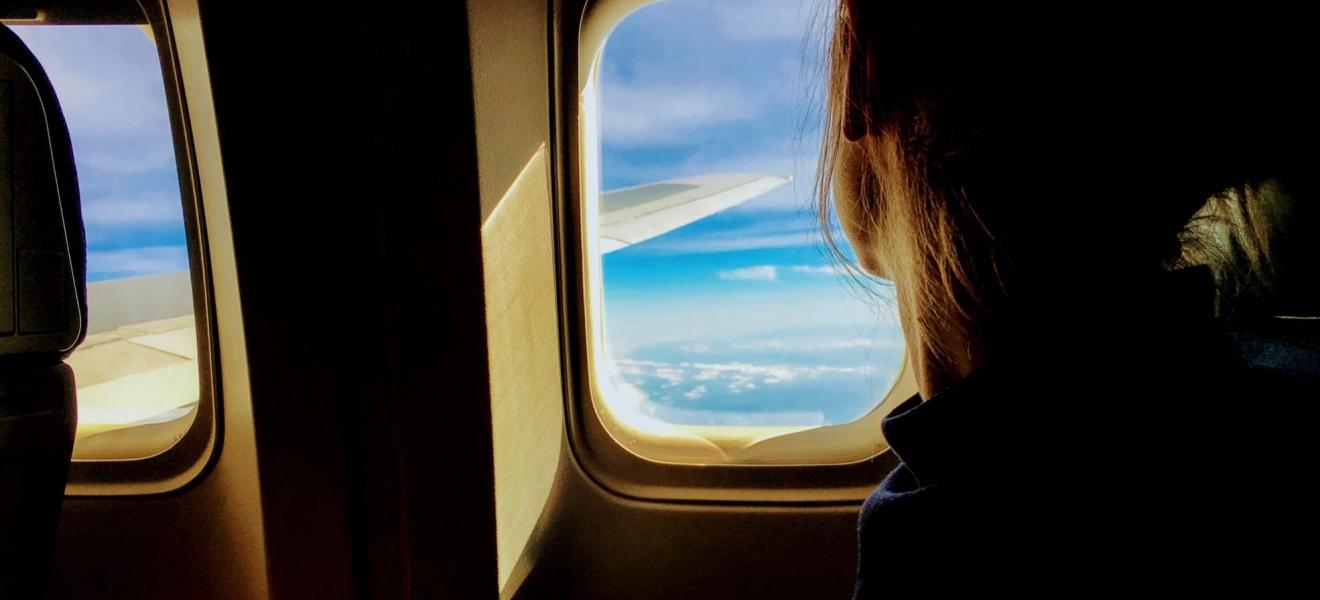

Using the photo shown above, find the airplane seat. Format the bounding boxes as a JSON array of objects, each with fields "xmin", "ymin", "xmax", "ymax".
[
  {"xmin": 1226, "ymin": 316, "xmax": 1320, "ymax": 440},
  {"xmin": 1229, "ymin": 318, "xmax": 1320, "ymax": 387},
  {"xmin": 0, "ymin": 25, "xmax": 88, "ymax": 598}
]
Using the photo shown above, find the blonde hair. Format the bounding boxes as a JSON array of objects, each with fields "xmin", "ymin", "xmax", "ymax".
[
  {"xmin": 814, "ymin": 2, "xmax": 1007, "ymax": 367},
  {"xmin": 1177, "ymin": 180, "xmax": 1316, "ymax": 322}
]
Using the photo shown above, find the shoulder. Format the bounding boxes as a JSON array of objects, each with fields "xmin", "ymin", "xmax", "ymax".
[
  {"xmin": 853, "ymin": 463, "xmax": 949, "ymax": 598},
  {"xmin": 857, "ymin": 462, "xmax": 926, "ymax": 533}
]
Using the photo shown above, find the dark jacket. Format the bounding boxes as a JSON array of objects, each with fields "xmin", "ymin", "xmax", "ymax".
[{"xmin": 853, "ymin": 270, "xmax": 1316, "ymax": 596}]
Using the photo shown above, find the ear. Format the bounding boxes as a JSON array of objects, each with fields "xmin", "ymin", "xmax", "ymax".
[{"xmin": 841, "ymin": 0, "xmax": 868, "ymax": 142}]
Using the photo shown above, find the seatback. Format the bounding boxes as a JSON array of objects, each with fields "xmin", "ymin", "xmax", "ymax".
[
  {"xmin": 0, "ymin": 24, "xmax": 87, "ymax": 598},
  {"xmin": 1232, "ymin": 318, "xmax": 1320, "ymax": 384}
]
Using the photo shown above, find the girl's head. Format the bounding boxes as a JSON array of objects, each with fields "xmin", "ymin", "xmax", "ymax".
[{"xmin": 816, "ymin": 2, "xmax": 1314, "ymax": 390}]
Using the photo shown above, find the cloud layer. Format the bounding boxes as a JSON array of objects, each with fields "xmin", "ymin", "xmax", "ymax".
[
  {"xmin": 610, "ymin": 350, "xmax": 892, "ymax": 427},
  {"xmin": 618, "ymin": 357, "xmax": 874, "ymax": 395}
]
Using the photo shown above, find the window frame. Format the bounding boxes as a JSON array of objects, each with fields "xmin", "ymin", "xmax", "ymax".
[
  {"xmin": 553, "ymin": 0, "xmax": 913, "ymax": 503},
  {"xmin": 6, "ymin": 0, "xmax": 226, "ymax": 495}
]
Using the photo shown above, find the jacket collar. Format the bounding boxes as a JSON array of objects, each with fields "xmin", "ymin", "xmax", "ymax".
[{"xmin": 879, "ymin": 366, "xmax": 1016, "ymax": 488}]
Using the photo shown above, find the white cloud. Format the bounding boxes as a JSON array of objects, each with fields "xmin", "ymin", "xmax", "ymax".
[
  {"xmin": 718, "ymin": 265, "xmax": 778, "ymax": 281},
  {"xmin": 715, "ymin": 0, "xmax": 817, "ymax": 43},
  {"xmin": 601, "ymin": 81, "xmax": 763, "ymax": 147},
  {"xmin": 87, "ymin": 245, "xmax": 188, "ymax": 278},
  {"xmin": 12, "ymin": 26, "xmax": 177, "ymax": 176},
  {"xmin": 77, "ymin": 144, "xmax": 176, "ymax": 175},
  {"xmin": 609, "ymin": 356, "xmax": 888, "ymax": 426},
  {"xmin": 695, "ymin": 362, "xmax": 800, "ymax": 385},
  {"xmin": 616, "ymin": 361, "xmax": 648, "ymax": 376},
  {"xmin": 654, "ymin": 367, "xmax": 686, "ymax": 387},
  {"xmin": 81, "ymin": 193, "xmax": 184, "ymax": 227},
  {"xmin": 686, "ymin": 360, "xmax": 872, "ymax": 381},
  {"xmin": 614, "ymin": 358, "xmax": 876, "ymax": 397},
  {"xmin": 593, "ymin": 0, "xmax": 833, "ymax": 214}
]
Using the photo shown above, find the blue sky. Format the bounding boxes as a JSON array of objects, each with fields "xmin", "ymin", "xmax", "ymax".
[
  {"xmin": 597, "ymin": 0, "xmax": 904, "ymax": 426},
  {"xmin": 12, "ymin": 25, "xmax": 188, "ymax": 282}
]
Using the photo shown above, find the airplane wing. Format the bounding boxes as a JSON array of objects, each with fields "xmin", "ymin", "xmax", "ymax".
[
  {"xmin": 599, "ymin": 173, "xmax": 789, "ymax": 253},
  {"xmin": 67, "ymin": 275, "xmax": 199, "ymax": 460}
]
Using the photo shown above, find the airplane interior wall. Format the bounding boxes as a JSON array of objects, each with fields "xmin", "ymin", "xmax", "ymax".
[
  {"xmin": 193, "ymin": 1, "xmax": 501, "ymax": 596},
  {"xmin": 41, "ymin": 0, "xmax": 866, "ymax": 597},
  {"xmin": 473, "ymin": 1, "xmax": 864, "ymax": 598},
  {"xmin": 52, "ymin": 0, "xmax": 499, "ymax": 597}
]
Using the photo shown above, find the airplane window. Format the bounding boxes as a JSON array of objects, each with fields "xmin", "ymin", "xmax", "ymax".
[
  {"xmin": 587, "ymin": 0, "xmax": 904, "ymax": 454},
  {"xmin": 11, "ymin": 25, "xmax": 201, "ymax": 461}
]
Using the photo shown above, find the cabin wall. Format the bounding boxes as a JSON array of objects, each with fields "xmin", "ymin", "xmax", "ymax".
[
  {"xmin": 473, "ymin": 1, "xmax": 865, "ymax": 598},
  {"xmin": 52, "ymin": 0, "xmax": 501, "ymax": 597},
  {"xmin": 195, "ymin": 0, "xmax": 501, "ymax": 597},
  {"xmin": 44, "ymin": 0, "xmax": 865, "ymax": 596},
  {"xmin": 467, "ymin": 0, "xmax": 567, "ymax": 592}
]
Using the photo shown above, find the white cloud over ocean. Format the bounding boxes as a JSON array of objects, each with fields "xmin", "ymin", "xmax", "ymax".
[{"xmin": 617, "ymin": 358, "xmax": 875, "ymax": 395}]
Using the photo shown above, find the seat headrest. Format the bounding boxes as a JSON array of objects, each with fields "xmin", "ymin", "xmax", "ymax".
[{"xmin": 0, "ymin": 25, "xmax": 87, "ymax": 362}]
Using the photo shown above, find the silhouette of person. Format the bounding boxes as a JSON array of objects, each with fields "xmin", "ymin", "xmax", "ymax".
[{"xmin": 817, "ymin": 3, "xmax": 1317, "ymax": 595}]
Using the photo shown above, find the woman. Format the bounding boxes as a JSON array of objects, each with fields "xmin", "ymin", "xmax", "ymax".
[{"xmin": 817, "ymin": 3, "xmax": 1315, "ymax": 595}]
